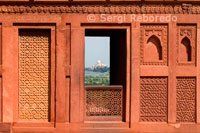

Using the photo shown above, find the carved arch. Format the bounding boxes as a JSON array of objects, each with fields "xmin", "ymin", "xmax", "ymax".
[
  {"xmin": 144, "ymin": 35, "xmax": 162, "ymax": 62},
  {"xmin": 180, "ymin": 36, "xmax": 192, "ymax": 62}
]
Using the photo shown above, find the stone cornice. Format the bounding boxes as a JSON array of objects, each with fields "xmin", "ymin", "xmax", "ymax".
[{"xmin": 0, "ymin": 4, "xmax": 198, "ymax": 14}]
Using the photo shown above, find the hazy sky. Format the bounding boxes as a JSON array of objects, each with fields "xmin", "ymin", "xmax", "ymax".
[{"xmin": 85, "ymin": 37, "xmax": 110, "ymax": 67}]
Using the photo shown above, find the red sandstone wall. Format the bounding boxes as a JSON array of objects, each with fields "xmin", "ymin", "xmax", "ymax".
[{"xmin": 0, "ymin": 2, "xmax": 200, "ymax": 133}]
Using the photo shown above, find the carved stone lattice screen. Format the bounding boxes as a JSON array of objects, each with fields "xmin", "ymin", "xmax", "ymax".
[
  {"xmin": 140, "ymin": 77, "xmax": 168, "ymax": 122},
  {"xmin": 85, "ymin": 86, "xmax": 123, "ymax": 121},
  {"xmin": 176, "ymin": 77, "xmax": 196, "ymax": 122},
  {"xmin": 19, "ymin": 30, "xmax": 50, "ymax": 121}
]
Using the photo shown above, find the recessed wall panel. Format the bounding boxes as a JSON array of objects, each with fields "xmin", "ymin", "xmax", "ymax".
[{"xmin": 19, "ymin": 29, "xmax": 50, "ymax": 121}]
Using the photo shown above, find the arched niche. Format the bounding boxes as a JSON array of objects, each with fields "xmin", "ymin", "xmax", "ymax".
[
  {"xmin": 144, "ymin": 35, "xmax": 162, "ymax": 62},
  {"xmin": 179, "ymin": 37, "xmax": 191, "ymax": 62}
]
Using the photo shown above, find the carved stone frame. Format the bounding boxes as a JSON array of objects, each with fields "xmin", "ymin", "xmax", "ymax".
[
  {"xmin": 12, "ymin": 24, "xmax": 56, "ymax": 127},
  {"xmin": 140, "ymin": 24, "xmax": 168, "ymax": 65},
  {"xmin": 177, "ymin": 24, "xmax": 196, "ymax": 66},
  {"xmin": 80, "ymin": 25, "xmax": 130, "ymax": 127}
]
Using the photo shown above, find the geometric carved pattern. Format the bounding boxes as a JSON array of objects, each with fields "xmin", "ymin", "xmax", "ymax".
[
  {"xmin": 140, "ymin": 77, "xmax": 167, "ymax": 122},
  {"xmin": 19, "ymin": 30, "xmax": 50, "ymax": 121},
  {"xmin": 177, "ymin": 25, "xmax": 196, "ymax": 66},
  {"xmin": 86, "ymin": 86, "xmax": 122, "ymax": 117},
  {"xmin": 140, "ymin": 25, "xmax": 168, "ymax": 65},
  {"xmin": 0, "ymin": 4, "xmax": 200, "ymax": 14},
  {"xmin": 176, "ymin": 77, "xmax": 196, "ymax": 122}
]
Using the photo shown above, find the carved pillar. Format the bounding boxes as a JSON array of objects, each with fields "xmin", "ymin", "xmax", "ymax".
[
  {"xmin": 55, "ymin": 23, "xmax": 71, "ymax": 123},
  {"xmin": 0, "ymin": 24, "xmax": 2, "ymax": 122},
  {"xmin": 70, "ymin": 22, "xmax": 84, "ymax": 123},
  {"xmin": 168, "ymin": 22, "xmax": 177, "ymax": 123},
  {"xmin": 130, "ymin": 22, "xmax": 140, "ymax": 127},
  {"xmin": 196, "ymin": 23, "xmax": 200, "ymax": 123},
  {"xmin": 2, "ymin": 22, "xmax": 16, "ymax": 122}
]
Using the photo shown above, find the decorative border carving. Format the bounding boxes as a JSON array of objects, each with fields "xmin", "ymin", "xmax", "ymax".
[
  {"xmin": 0, "ymin": 4, "xmax": 198, "ymax": 14},
  {"xmin": 140, "ymin": 24, "xmax": 168, "ymax": 65},
  {"xmin": 177, "ymin": 25, "xmax": 196, "ymax": 66}
]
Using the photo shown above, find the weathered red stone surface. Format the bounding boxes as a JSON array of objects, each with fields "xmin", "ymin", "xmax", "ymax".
[{"xmin": 0, "ymin": 0, "xmax": 200, "ymax": 133}]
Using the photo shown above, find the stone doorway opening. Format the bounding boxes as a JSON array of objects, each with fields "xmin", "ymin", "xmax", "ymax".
[{"xmin": 84, "ymin": 29, "xmax": 126, "ymax": 121}]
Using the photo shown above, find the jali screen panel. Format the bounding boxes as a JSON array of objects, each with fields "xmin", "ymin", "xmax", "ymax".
[
  {"xmin": 19, "ymin": 29, "xmax": 50, "ymax": 121},
  {"xmin": 85, "ymin": 86, "xmax": 123, "ymax": 121},
  {"xmin": 140, "ymin": 77, "xmax": 168, "ymax": 122},
  {"xmin": 176, "ymin": 77, "xmax": 196, "ymax": 122}
]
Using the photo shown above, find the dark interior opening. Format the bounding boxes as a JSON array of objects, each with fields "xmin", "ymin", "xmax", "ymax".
[{"xmin": 181, "ymin": 37, "xmax": 192, "ymax": 61}]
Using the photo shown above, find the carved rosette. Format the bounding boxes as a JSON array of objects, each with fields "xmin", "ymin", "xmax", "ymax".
[
  {"xmin": 177, "ymin": 25, "xmax": 196, "ymax": 65},
  {"xmin": 140, "ymin": 24, "xmax": 168, "ymax": 65}
]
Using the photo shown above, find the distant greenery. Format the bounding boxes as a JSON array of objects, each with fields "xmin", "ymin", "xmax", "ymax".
[{"xmin": 85, "ymin": 75, "xmax": 110, "ymax": 85}]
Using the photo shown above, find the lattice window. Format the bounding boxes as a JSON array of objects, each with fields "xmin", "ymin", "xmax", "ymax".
[
  {"xmin": 19, "ymin": 29, "xmax": 50, "ymax": 121},
  {"xmin": 176, "ymin": 77, "xmax": 196, "ymax": 122},
  {"xmin": 140, "ymin": 77, "xmax": 168, "ymax": 122},
  {"xmin": 85, "ymin": 86, "xmax": 123, "ymax": 120}
]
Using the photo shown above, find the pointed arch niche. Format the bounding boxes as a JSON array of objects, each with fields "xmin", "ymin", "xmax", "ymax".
[
  {"xmin": 179, "ymin": 37, "xmax": 191, "ymax": 62},
  {"xmin": 144, "ymin": 35, "xmax": 162, "ymax": 62},
  {"xmin": 177, "ymin": 25, "xmax": 196, "ymax": 65},
  {"xmin": 140, "ymin": 24, "xmax": 168, "ymax": 65}
]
